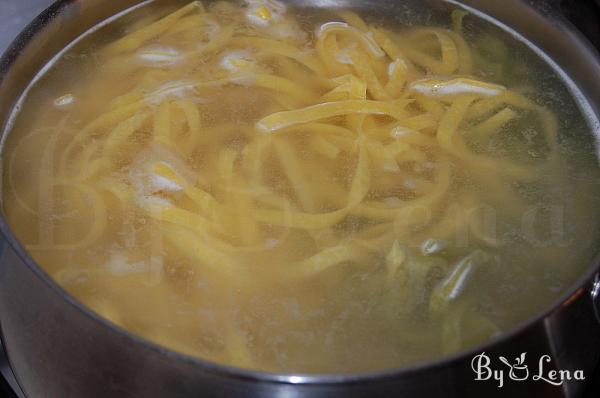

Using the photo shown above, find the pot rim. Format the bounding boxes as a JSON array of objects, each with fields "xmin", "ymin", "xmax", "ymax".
[{"xmin": 1, "ymin": 0, "xmax": 600, "ymax": 386}]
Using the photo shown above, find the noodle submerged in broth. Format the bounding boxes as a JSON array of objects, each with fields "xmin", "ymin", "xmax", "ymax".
[{"xmin": 3, "ymin": 0, "xmax": 600, "ymax": 372}]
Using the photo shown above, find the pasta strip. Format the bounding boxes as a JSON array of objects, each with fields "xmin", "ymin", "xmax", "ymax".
[
  {"xmin": 256, "ymin": 100, "xmax": 411, "ymax": 132},
  {"xmin": 104, "ymin": 2, "xmax": 203, "ymax": 55}
]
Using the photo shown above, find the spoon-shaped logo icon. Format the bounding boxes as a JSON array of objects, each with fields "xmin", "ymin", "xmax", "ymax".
[{"xmin": 499, "ymin": 352, "xmax": 529, "ymax": 381}]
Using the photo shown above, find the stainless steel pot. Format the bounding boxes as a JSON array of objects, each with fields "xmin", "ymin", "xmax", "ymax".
[{"xmin": 1, "ymin": 1, "xmax": 600, "ymax": 397}]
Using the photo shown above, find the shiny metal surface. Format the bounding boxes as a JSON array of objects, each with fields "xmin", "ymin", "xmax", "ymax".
[
  {"xmin": 0, "ymin": 0, "xmax": 52, "ymax": 53},
  {"xmin": 1, "ymin": 1, "xmax": 600, "ymax": 397},
  {"xmin": 0, "ymin": 240, "xmax": 23, "ymax": 398},
  {"xmin": 0, "ymin": 339, "xmax": 22, "ymax": 397},
  {"xmin": 592, "ymin": 274, "xmax": 600, "ymax": 324},
  {"xmin": 0, "ymin": 3, "xmax": 52, "ymax": 396}
]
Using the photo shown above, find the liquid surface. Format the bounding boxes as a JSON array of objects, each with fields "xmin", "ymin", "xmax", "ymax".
[{"xmin": 3, "ymin": 0, "xmax": 600, "ymax": 373}]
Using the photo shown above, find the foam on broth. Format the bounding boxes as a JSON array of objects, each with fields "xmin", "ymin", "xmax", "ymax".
[{"xmin": 3, "ymin": 0, "xmax": 600, "ymax": 373}]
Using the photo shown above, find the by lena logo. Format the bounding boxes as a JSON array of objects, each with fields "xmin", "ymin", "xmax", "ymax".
[
  {"xmin": 471, "ymin": 352, "xmax": 585, "ymax": 388},
  {"xmin": 499, "ymin": 353, "xmax": 528, "ymax": 381}
]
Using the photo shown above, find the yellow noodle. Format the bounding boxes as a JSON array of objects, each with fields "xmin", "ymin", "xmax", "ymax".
[
  {"xmin": 234, "ymin": 36, "xmax": 326, "ymax": 74},
  {"xmin": 256, "ymin": 100, "xmax": 411, "ymax": 132},
  {"xmin": 400, "ymin": 28, "xmax": 459, "ymax": 74},
  {"xmin": 104, "ymin": 2, "xmax": 203, "ymax": 55},
  {"xmin": 273, "ymin": 139, "xmax": 316, "ymax": 211},
  {"xmin": 348, "ymin": 50, "xmax": 392, "ymax": 100},
  {"xmin": 470, "ymin": 107, "xmax": 518, "ymax": 139},
  {"xmin": 336, "ymin": 10, "xmax": 369, "ymax": 32}
]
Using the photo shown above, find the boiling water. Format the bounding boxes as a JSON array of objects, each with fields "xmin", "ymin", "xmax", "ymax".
[{"xmin": 2, "ymin": 0, "xmax": 600, "ymax": 373}]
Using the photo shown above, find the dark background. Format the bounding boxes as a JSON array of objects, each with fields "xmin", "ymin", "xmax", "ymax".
[{"xmin": 0, "ymin": 0, "xmax": 599, "ymax": 397}]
